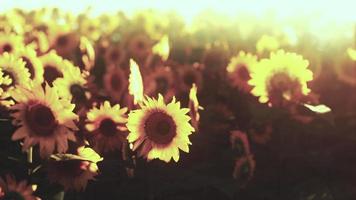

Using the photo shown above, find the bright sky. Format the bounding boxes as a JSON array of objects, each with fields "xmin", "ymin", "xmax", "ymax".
[
  {"xmin": 1, "ymin": 0, "xmax": 356, "ymax": 40},
  {"xmin": 1, "ymin": 0, "xmax": 356, "ymax": 22}
]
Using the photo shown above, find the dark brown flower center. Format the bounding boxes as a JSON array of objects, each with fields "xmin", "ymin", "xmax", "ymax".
[
  {"xmin": 236, "ymin": 64, "xmax": 251, "ymax": 81},
  {"xmin": 136, "ymin": 40, "xmax": 145, "ymax": 50},
  {"xmin": 98, "ymin": 118, "xmax": 117, "ymax": 137},
  {"xmin": 267, "ymin": 72, "xmax": 301, "ymax": 104},
  {"xmin": 21, "ymin": 56, "xmax": 35, "ymax": 79},
  {"xmin": 44, "ymin": 65, "xmax": 63, "ymax": 86},
  {"xmin": 25, "ymin": 103, "xmax": 57, "ymax": 137},
  {"xmin": 110, "ymin": 73, "xmax": 122, "ymax": 91},
  {"xmin": 70, "ymin": 84, "xmax": 86, "ymax": 103},
  {"xmin": 155, "ymin": 76, "xmax": 169, "ymax": 95},
  {"xmin": 56, "ymin": 35, "xmax": 69, "ymax": 47},
  {"xmin": 144, "ymin": 111, "xmax": 176, "ymax": 145},
  {"xmin": 2, "ymin": 43, "xmax": 13, "ymax": 53},
  {"xmin": 183, "ymin": 71, "xmax": 196, "ymax": 86},
  {"xmin": 110, "ymin": 50, "xmax": 120, "ymax": 61},
  {"xmin": 50, "ymin": 160, "xmax": 86, "ymax": 177}
]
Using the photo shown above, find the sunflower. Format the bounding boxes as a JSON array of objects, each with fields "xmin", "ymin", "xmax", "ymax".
[
  {"xmin": 104, "ymin": 44, "xmax": 126, "ymax": 68},
  {"xmin": 0, "ymin": 32, "xmax": 24, "ymax": 55},
  {"xmin": 144, "ymin": 66, "xmax": 176, "ymax": 101},
  {"xmin": 85, "ymin": 101, "xmax": 128, "ymax": 153},
  {"xmin": 126, "ymin": 33, "xmax": 152, "ymax": 62},
  {"xmin": 39, "ymin": 51, "xmax": 67, "ymax": 86},
  {"xmin": 49, "ymin": 25, "xmax": 79, "ymax": 57},
  {"xmin": 0, "ymin": 52, "xmax": 31, "ymax": 106},
  {"xmin": 232, "ymin": 154, "xmax": 256, "ymax": 187},
  {"xmin": 103, "ymin": 66, "xmax": 128, "ymax": 102},
  {"xmin": 0, "ymin": 174, "xmax": 40, "ymax": 200},
  {"xmin": 177, "ymin": 64, "xmax": 203, "ymax": 94},
  {"xmin": 249, "ymin": 50, "xmax": 313, "ymax": 107},
  {"xmin": 227, "ymin": 51, "xmax": 257, "ymax": 92},
  {"xmin": 127, "ymin": 95, "xmax": 195, "ymax": 162},
  {"xmin": 230, "ymin": 130, "xmax": 251, "ymax": 157},
  {"xmin": 10, "ymin": 84, "xmax": 78, "ymax": 158},
  {"xmin": 47, "ymin": 146, "xmax": 102, "ymax": 191},
  {"xmin": 78, "ymin": 36, "xmax": 95, "ymax": 71},
  {"xmin": 53, "ymin": 61, "xmax": 88, "ymax": 103},
  {"xmin": 14, "ymin": 46, "xmax": 44, "ymax": 84},
  {"xmin": 24, "ymin": 31, "xmax": 50, "ymax": 55}
]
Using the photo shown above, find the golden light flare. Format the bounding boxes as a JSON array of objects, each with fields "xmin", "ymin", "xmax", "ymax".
[
  {"xmin": 152, "ymin": 35, "xmax": 170, "ymax": 61},
  {"xmin": 129, "ymin": 59, "xmax": 144, "ymax": 105},
  {"xmin": 189, "ymin": 83, "xmax": 203, "ymax": 131}
]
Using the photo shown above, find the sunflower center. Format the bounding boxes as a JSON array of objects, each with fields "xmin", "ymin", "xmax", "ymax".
[
  {"xmin": 236, "ymin": 64, "xmax": 250, "ymax": 81},
  {"xmin": 183, "ymin": 71, "xmax": 196, "ymax": 86},
  {"xmin": 110, "ymin": 73, "xmax": 122, "ymax": 91},
  {"xmin": 2, "ymin": 43, "xmax": 13, "ymax": 53},
  {"xmin": 25, "ymin": 103, "xmax": 58, "ymax": 137},
  {"xmin": 98, "ymin": 118, "xmax": 117, "ymax": 137},
  {"xmin": 267, "ymin": 72, "xmax": 301, "ymax": 104},
  {"xmin": 110, "ymin": 50, "xmax": 120, "ymax": 61},
  {"xmin": 52, "ymin": 160, "xmax": 87, "ymax": 177},
  {"xmin": 144, "ymin": 111, "xmax": 176, "ymax": 145},
  {"xmin": 155, "ymin": 76, "xmax": 168, "ymax": 95},
  {"xmin": 21, "ymin": 56, "xmax": 35, "ymax": 79},
  {"xmin": 57, "ymin": 35, "xmax": 68, "ymax": 47},
  {"xmin": 44, "ymin": 65, "xmax": 63, "ymax": 86},
  {"xmin": 2, "ymin": 191, "xmax": 25, "ymax": 200},
  {"xmin": 70, "ymin": 84, "xmax": 86, "ymax": 103},
  {"xmin": 136, "ymin": 41, "xmax": 145, "ymax": 50}
]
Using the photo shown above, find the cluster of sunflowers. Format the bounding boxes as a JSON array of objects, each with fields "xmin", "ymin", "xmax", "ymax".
[{"xmin": 0, "ymin": 7, "xmax": 355, "ymax": 200}]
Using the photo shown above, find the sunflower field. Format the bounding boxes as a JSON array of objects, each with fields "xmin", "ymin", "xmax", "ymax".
[{"xmin": 0, "ymin": 5, "xmax": 356, "ymax": 200}]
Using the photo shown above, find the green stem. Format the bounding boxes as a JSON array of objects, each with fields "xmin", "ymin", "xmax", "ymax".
[{"xmin": 27, "ymin": 147, "xmax": 33, "ymax": 175}]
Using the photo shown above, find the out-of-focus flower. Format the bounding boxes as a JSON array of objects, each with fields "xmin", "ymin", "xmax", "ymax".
[
  {"xmin": 53, "ymin": 61, "xmax": 88, "ymax": 105},
  {"xmin": 104, "ymin": 44, "xmax": 126, "ymax": 68},
  {"xmin": 0, "ymin": 32, "xmax": 24, "ymax": 55},
  {"xmin": 256, "ymin": 34, "xmax": 280, "ymax": 55},
  {"xmin": 126, "ymin": 33, "xmax": 152, "ymax": 62},
  {"xmin": 14, "ymin": 46, "xmax": 44, "ymax": 84},
  {"xmin": 249, "ymin": 50, "xmax": 313, "ymax": 107},
  {"xmin": 103, "ymin": 66, "xmax": 128, "ymax": 102},
  {"xmin": 0, "ymin": 52, "xmax": 31, "ymax": 106},
  {"xmin": 127, "ymin": 94, "xmax": 195, "ymax": 162},
  {"xmin": 189, "ymin": 84, "xmax": 203, "ymax": 132},
  {"xmin": 177, "ymin": 63, "xmax": 203, "ymax": 94},
  {"xmin": 39, "ymin": 51, "xmax": 67, "ymax": 86},
  {"xmin": 10, "ymin": 84, "xmax": 78, "ymax": 158},
  {"xmin": 144, "ymin": 66, "xmax": 176, "ymax": 101},
  {"xmin": 85, "ymin": 101, "xmax": 128, "ymax": 153},
  {"xmin": 230, "ymin": 130, "xmax": 251, "ymax": 157},
  {"xmin": 47, "ymin": 146, "xmax": 102, "ymax": 191},
  {"xmin": 202, "ymin": 45, "xmax": 229, "ymax": 71},
  {"xmin": 227, "ymin": 51, "xmax": 258, "ymax": 92},
  {"xmin": 0, "ymin": 174, "xmax": 40, "ymax": 200},
  {"xmin": 49, "ymin": 25, "xmax": 79, "ymax": 57},
  {"xmin": 24, "ymin": 31, "xmax": 49, "ymax": 55},
  {"xmin": 232, "ymin": 154, "xmax": 256, "ymax": 187}
]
